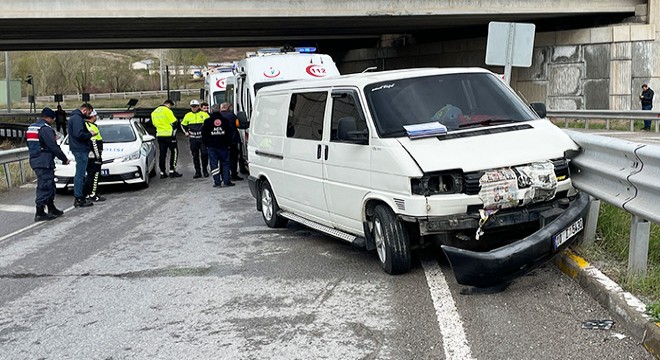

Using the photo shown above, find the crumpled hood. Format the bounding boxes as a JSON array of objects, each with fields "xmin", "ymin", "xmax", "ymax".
[{"xmin": 396, "ymin": 120, "xmax": 577, "ymax": 172}]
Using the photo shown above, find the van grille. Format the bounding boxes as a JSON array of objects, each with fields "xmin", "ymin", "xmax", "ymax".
[{"xmin": 462, "ymin": 158, "xmax": 570, "ymax": 195}]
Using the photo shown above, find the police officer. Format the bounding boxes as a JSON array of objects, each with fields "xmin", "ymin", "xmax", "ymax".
[
  {"xmin": 182, "ymin": 99, "xmax": 210, "ymax": 178},
  {"xmin": 26, "ymin": 107, "xmax": 69, "ymax": 222},
  {"xmin": 84, "ymin": 110, "xmax": 106, "ymax": 202},
  {"xmin": 151, "ymin": 99, "xmax": 183, "ymax": 178}
]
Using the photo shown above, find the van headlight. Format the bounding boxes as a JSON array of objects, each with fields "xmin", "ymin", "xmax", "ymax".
[
  {"xmin": 411, "ymin": 171, "xmax": 463, "ymax": 195},
  {"xmin": 121, "ymin": 151, "xmax": 140, "ymax": 162}
]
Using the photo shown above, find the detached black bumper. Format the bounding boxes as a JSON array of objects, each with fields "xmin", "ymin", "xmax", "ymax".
[{"xmin": 441, "ymin": 192, "xmax": 590, "ymax": 288}]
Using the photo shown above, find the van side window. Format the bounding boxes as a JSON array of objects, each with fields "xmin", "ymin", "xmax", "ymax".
[
  {"xmin": 330, "ymin": 91, "xmax": 368, "ymax": 143},
  {"xmin": 287, "ymin": 92, "xmax": 327, "ymax": 140}
]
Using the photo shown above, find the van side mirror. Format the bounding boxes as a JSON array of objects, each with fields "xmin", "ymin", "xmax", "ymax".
[
  {"xmin": 237, "ymin": 111, "xmax": 249, "ymax": 129},
  {"xmin": 530, "ymin": 103, "xmax": 546, "ymax": 118},
  {"xmin": 337, "ymin": 117, "xmax": 368, "ymax": 145}
]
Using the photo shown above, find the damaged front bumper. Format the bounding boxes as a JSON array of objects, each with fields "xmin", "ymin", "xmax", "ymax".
[{"xmin": 441, "ymin": 191, "xmax": 590, "ymax": 288}]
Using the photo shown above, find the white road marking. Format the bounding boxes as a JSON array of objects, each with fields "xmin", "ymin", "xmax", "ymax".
[
  {"xmin": 0, "ymin": 204, "xmax": 35, "ymax": 214},
  {"xmin": 422, "ymin": 260, "xmax": 475, "ymax": 360},
  {"xmin": 0, "ymin": 206, "xmax": 75, "ymax": 243}
]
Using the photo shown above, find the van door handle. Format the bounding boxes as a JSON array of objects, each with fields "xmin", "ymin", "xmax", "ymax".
[
  {"xmin": 324, "ymin": 145, "xmax": 329, "ymax": 160},
  {"xmin": 317, "ymin": 144, "xmax": 322, "ymax": 159}
]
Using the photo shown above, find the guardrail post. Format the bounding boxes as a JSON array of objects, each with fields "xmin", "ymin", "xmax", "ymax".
[
  {"xmin": 582, "ymin": 197, "xmax": 601, "ymax": 245},
  {"xmin": 606, "ymin": 119, "xmax": 610, "ymax": 130},
  {"xmin": 585, "ymin": 119, "xmax": 589, "ymax": 129},
  {"xmin": 3, "ymin": 163, "xmax": 11, "ymax": 189},
  {"xmin": 630, "ymin": 120, "xmax": 635, "ymax": 132},
  {"xmin": 18, "ymin": 161, "xmax": 25, "ymax": 183},
  {"xmin": 628, "ymin": 215, "xmax": 650, "ymax": 277},
  {"xmin": 656, "ymin": 119, "xmax": 659, "ymax": 133}
]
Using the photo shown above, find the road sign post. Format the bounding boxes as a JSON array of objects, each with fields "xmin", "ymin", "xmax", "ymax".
[{"xmin": 485, "ymin": 22, "xmax": 536, "ymax": 85}]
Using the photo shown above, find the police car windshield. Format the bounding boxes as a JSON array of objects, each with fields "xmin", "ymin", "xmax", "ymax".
[
  {"xmin": 364, "ymin": 73, "xmax": 538, "ymax": 137},
  {"xmin": 98, "ymin": 124, "xmax": 136, "ymax": 143}
]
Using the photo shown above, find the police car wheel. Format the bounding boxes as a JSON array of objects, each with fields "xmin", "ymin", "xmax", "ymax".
[
  {"xmin": 373, "ymin": 204, "xmax": 411, "ymax": 275},
  {"xmin": 260, "ymin": 181, "xmax": 288, "ymax": 228}
]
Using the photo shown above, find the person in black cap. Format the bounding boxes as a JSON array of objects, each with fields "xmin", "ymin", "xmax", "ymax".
[{"xmin": 26, "ymin": 107, "xmax": 69, "ymax": 221}]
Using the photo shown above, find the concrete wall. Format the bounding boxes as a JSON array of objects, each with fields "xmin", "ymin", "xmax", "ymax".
[{"xmin": 340, "ymin": 23, "xmax": 659, "ymax": 111}]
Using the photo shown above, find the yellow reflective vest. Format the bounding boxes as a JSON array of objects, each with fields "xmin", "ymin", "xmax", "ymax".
[{"xmin": 151, "ymin": 105, "xmax": 178, "ymax": 137}]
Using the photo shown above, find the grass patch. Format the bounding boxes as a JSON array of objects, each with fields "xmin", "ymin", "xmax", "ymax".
[
  {"xmin": 0, "ymin": 160, "xmax": 35, "ymax": 192},
  {"xmin": 574, "ymin": 203, "xmax": 660, "ymax": 306},
  {"xmin": 550, "ymin": 119, "xmax": 652, "ymax": 131}
]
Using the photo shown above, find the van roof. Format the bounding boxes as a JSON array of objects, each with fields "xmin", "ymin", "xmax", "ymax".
[{"xmin": 257, "ymin": 67, "xmax": 493, "ymax": 93}]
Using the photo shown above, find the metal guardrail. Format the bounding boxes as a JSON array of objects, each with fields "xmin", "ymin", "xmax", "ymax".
[
  {"xmin": 565, "ymin": 129, "xmax": 660, "ymax": 277},
  {"xmin": 0, "ymin": 147, "xmax": 29, "ymax": 189},
  {"xmin": 548, "ymin": 109, "xmax": 660, "ymax": 132},
  {"xmin": 0, "ymin": 123, "xmax": 28, "ymax": 139},
  {"xmin": 28, "ymin": 88, "xmax": 201, "ymax": 102}
]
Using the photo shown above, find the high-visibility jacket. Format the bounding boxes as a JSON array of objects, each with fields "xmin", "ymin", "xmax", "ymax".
[
  {"xmin": 151, "ymin": 105, "xmax": 178, "ymax": 137},
  {"xmin": 85, "ymin": 121, "xmax": 103, "ymax": 160},
  {"xmin": 181, "ymin": 111, "xmax": 210, "ymax": 139}
]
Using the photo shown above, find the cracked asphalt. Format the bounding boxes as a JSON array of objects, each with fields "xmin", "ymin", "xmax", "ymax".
[{"xmin": 0, "ymin": 147, "xmax": 654, "ymax": 359}]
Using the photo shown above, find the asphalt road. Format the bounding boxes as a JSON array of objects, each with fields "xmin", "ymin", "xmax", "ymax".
[{"xmin": 0, "ymin": 146, "xmax": 653, "ymax": 360}]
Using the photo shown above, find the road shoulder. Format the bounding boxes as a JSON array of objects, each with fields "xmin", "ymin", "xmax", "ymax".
[{"xmin": 555, "ymin": 249, "xmax": 660, "ymax": 359}]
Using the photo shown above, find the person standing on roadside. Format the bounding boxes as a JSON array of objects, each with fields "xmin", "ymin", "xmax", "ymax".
[
  {"xmin": 182, "ymin": 99, "xmax": 210, "ymax": 178},
  {"xmin": 83, "ymin": 110, "xmax": 106, "ymax": 202},
  {"xmin": 220, "ymin": 103, "xmax": 243, "ymax": 181},
  {"xmin": 640, "ymin": 83, "xmax": 654, "ymax": 131},
  {"xmin": 202, "ymin": 103, "xmax": 236, "ymax": 188},
  {"xmin": 67, "ymin": 103, "xmax": 96, "ymax": 208},
  {"xmin": 55, "ymin": 105, "xmax": 67, "ymax": 136},
  {"xmin": 27, "ymin": 107, "xmax": 69, "ymax": 221},
  {"xmin": 151, "ymin": 99, "xmax": 183, "ymax": 178}
]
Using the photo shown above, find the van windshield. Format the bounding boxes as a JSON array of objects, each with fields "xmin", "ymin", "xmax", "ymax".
[{"xmin": 364, "ymin": 73, "xmax": 538, "ymax": 137}]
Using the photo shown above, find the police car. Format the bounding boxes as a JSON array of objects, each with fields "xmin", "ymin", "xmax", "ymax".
[{"xmin": 55, "ymin": 118, "xmax": 157, "ymax": 190}]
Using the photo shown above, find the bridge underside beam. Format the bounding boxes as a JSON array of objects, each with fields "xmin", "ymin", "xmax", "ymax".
[{"xmin": 0, "ymin": 12, "xmax": 637, "ymax": 51}]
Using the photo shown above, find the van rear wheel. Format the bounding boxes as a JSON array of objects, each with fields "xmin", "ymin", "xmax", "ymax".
[
  {"xmin": 372, "ymin": 204, "xmax": 411, "ymax": 275},
  {"xmin": 261, "ymin": 181, "xmax": 288, "ymax": 228}
]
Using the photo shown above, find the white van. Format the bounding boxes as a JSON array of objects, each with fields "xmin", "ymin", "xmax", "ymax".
[{"xmin": 243, "ymin": 68, "xmax": 589, "ymax": 288}]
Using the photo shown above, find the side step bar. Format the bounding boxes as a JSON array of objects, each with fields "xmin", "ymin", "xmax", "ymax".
[{"xmin": 279, "ymin": 211, "xmax": 366, "ymax": 247}]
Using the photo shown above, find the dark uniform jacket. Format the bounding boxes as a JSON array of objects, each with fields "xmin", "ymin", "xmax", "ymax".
[
  {"xmin": 202, "ymin": 112, "xmax": 237, "ymax": 148},
  {"xmin": 26, "ymin": 119, "xmax": 68, "ymax": 169},
  {"xmin": 67, "ymin": 109, "xmax": 93, "ymax": 152}
]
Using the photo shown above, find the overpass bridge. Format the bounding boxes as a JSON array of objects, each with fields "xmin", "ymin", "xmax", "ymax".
[{"xmin": 0, "ymin": 0, "xmax": 648, "ymax": 50}]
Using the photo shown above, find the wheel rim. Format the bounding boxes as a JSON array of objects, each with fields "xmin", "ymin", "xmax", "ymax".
[
  {"xmin": 261, "ymin": 188, "xmax": 273, "ymax": 221},
  {"xmin": 374, "ymin": 217, "xmax": 386, "ymax": 263}
]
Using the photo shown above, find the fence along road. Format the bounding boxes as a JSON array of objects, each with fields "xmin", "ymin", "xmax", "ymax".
[{"xmin": 0, "ymin": 138, "xmax": 652, "ymax": 359}]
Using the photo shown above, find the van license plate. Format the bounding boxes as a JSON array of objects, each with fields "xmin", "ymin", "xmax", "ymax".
[
  {"xmin": 101, "ymin": 169, "xmax": 109, "ymax": 176},
  {"xmin": 552, "ymin": 218, "xmax": 584, "ymax": 249}
]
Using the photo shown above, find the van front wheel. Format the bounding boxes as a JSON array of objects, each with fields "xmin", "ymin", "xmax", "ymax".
[
  {"xmin": 372, "ymin": 204, "xmax": 411, "ymax": 275},
  {"xmin": 260, "ymin": 181, "xmax": 288, "ymax": 228}
]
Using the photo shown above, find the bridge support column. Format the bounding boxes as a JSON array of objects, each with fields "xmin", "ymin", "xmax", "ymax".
[
  {"xmin": 649, "ymin": 0, "xmax": 660, "ymax": 26},
  {"xmin": 609, "ymin": 42, "xmax": 632, "ymax": 110}
]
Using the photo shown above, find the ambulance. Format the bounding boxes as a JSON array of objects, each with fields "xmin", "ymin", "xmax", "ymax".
[
  {"xmin": 233, "ymin": 48, "xmax": 341, "ymax": 166},
  {"xmin": 204, "ymin": 69, "xmax": 234, "ymax": 107}
]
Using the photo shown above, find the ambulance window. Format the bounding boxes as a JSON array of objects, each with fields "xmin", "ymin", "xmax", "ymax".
[
  {"xmin": 330, "ymin": 91, "xmax": 368, "ymax": 143},
  {"xmin": 287, "ymin": 92, "xmax": 327, "ymax": 140}
]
